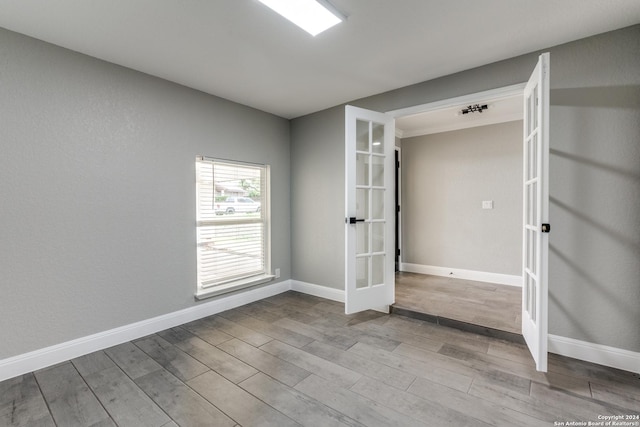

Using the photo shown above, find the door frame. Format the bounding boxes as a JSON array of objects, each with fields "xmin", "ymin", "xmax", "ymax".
[
  {"xmin": 386, "ymin": 84, "xmax": 527, "ymax": 279},
  {"xmin": 387, "ymin": 83, "xmax": 526, "ymax": 119},
  {"xmin": 395, "ymin": 145, "xmax": 402, "ymax": 271},
  {"xmin": 386, "ymin": 83, "xmax": 531, "ymax": 316}
]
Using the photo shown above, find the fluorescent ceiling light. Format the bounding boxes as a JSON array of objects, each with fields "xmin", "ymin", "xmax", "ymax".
[{"xmin": 258, "ymin": 0, "xmax": 344, "ymax": 36}]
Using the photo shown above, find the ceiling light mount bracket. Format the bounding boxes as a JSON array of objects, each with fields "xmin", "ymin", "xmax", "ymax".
[{"xmin": 461, "ymin": 104, "xmax": 489, "ymax": 114}]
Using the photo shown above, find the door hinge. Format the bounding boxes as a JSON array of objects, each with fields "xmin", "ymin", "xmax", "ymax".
[
  {"xmin": 397, "ymin": 205, "xmax": 400, "ymax": 213},
  {"xmin": 541, "ymin": 223, "xmax": 551, "ymax": 233},
  {"xmin": 397, "ymin": 249, "xmax": 401, "ymax": 256}
]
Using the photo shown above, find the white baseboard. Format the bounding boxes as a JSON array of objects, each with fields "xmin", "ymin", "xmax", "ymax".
[
  {"xmin": 549, "ymin": 334, "xmax": 640, "ymax": 374},
  {"xmin": 4, "ymin": 278, "xmax": 637, "ymax": 382},
  {"xmin": 400, "ymin": 263, "xmax": 522, "ymax": 287},
  {"xmin": 0, "ymin": 280, "xmax": 291, "ymax": 382},
  {"xmin": 291, "ymin": 280, "xmax": 345, "ymax": 303}
]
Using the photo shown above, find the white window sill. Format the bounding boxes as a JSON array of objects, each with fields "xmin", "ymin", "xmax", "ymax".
[{"xmin": 195, "ymin": 274, "xmax": 275, "ymax": 300}]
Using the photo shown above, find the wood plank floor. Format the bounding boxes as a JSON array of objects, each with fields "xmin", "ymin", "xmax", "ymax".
[
  {"xmin": 395, "ymin": 272, "xmax": 522, "ymax": 334},
  {"xmin": 2, "ymin": 291, "xmax": 639, "ymax": 427}
]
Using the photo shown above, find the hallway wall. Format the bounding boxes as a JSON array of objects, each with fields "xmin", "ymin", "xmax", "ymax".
[{"xmin": 401, "ymin": 121, "xmax": 523, "ymax": 276}]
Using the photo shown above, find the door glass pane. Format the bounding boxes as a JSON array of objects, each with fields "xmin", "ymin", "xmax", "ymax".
[
  {"xmin": 527, "ymin": 229, "xmax": 537, "ymax": 274},
  {"xmin": 526, "ymin": 185, "xmax": 531, "ymax": 225},
  {"xmin": 372, "ymin": 122, "xmax": 384, "ymax": 154},
  {"xmin": 372, "ymin": 222, "xmax": 384, "ymax": 253},
  {"xmin": 356, "ymin": 120, "xmax": 369, "ymax": 152},
  {"xmin": 356, "ymin": 257, "xmax": 368, "ymax": 289},
  {"xmin": 529, "ymin": 92, "xmax": 535, "ymax": 134},
  {"xmin": 524, "ymin": 274, "xmax": 529, "ymax": 313},
  {"xmin": 526, "ymin": 184, "xmax": 534, "ymax": 226},
  {"xmin": 356, "ymin": 153, "xmax": 369, "ymax": 186},
  {"xmin": 533, "ymin": 86, "xmax": 539, "ymax": 130},
  {"xmin": 372, "ymin": 155, "xmax": 384, "ymax": 187},
  {"xmin": 528, "ymin": 275, "xmax": 534, "ymax": 315},
  {"xmin": 532, "ymin": 181, "xmax": 538, "ymax": 226},
  {"xmin": 372, "ymin": 189, "xmax": 384, "ymax": 220},
  {"xmin": 531, "ymin": 279, "xmax": 537, "ymax": 322},
  {"xmin": 527, "ymin": 182, "xmax": 538, "ymax": 226},
  {"xmin": 526, "ymin": 94, "xmax": 530, "ymax": 135},
  {"xmin": 356, "ymin": 189, "xmax": 369, "ymax": 220},
  {"xmin": 526, "ymin": 138, "xmax": 533, "ymax": 180},
  {"xmin": 372, "ymin": 254, "xmax": 384, "ymax": 286},
  {"xmin": 356, "ymin": 222, "xmax": 369, "ymax": 255},
  {"xmin": 526, "ymin": 230, "xmax": 532, "ymax": 271},
  {"xmin": 532, "ymin": 134, "xmax": 538, "ymax": 179},
  {"xmin": 529, "ymin": 230, "xmax": 534, "ymax": 272}
]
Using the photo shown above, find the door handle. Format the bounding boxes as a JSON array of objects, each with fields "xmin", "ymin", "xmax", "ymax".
[{"xmin": 347, "ymin": 217, "xmax": 365, "ymax": 224}]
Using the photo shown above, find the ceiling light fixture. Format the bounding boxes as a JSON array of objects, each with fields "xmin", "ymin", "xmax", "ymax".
[
  {"xmin": 257, "ymin": 0, "xmax": 345, "ymax": 36},
  {"xmin": 461, "ymin": 104, "xmax": 489, "ymax": 114}
]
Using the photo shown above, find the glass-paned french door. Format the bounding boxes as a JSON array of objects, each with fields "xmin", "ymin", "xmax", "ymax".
[
  {"xmin": 345, "ymin": 106, "xmax": 395, "ymax": 314},
  {"xmin": 522, "ymin": 53, "xmax": 550, "ymax": 372}
]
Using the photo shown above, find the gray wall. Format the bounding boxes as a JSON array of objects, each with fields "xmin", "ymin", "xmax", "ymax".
[
  {"xmin": 0, "ymin": 28, "xmax": 291, "ymax": 359},
  {"xmin": 290, "ymin": 25, "xmax": 640, "ymax": 352},
  {"xmin": 402, "ymin": 121, "xmax": 523, "ymax": 275},
  {"xmin": 290, "ymin": 107, "xmax": 345, "ymax": 289}
]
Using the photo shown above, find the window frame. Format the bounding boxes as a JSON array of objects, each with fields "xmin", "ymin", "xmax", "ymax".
[{"xmin": 195, "ymin": 156, "xmax": 273, "ymax": 300}]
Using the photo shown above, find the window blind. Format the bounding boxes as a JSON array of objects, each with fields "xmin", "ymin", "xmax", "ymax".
[{"xmin": 195, "ymin": 157, "xmax": 269, "ymax": 291}]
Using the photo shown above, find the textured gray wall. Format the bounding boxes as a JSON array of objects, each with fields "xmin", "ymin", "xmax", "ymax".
[
  {"xmin": 0, "ymin": 28, "xmax": 291, "ymax": 359},
  {"xmin": 290, "ymin": 107, "xmax": 345, "ymax": 289},
  {"xmin": 402, "ymin": 121, "xmax": 523, "ymax": 275},
  {"xmin": 290, "ymin": 25, "xmax": 640, "ymax": 352}
]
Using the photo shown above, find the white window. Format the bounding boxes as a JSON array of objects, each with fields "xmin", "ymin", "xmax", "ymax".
[{"xmin": 195, "ymin": 157, "xmax": 272, "ymax": 299}]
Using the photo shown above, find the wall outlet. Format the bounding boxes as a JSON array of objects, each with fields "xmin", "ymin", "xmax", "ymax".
[
  {"xmin": 275, "ymin": 268, "xmax": 281, "ymax": 278},
  {"xmin": 482, "ymin": 200, "xmax": 494, "ymax": 209}
]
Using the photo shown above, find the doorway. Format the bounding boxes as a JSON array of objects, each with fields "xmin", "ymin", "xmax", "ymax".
[
  {"xmin": 345, "ymin": 53, "xmax": 550, "ymax": 371},
  {"xmin": 390, "ymin": 85, "xmax": 525, "ymax": 340}
]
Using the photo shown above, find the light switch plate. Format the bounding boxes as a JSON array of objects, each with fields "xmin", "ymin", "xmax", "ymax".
[{"xmin": 482, "ymin": 200, "xmax": 494, "ymax": 209}]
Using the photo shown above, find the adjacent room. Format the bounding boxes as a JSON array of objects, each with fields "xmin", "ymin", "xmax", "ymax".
[
  {"xmin": 1, "ymin": 1, "xmax": 639, "ymax": 426},
  {"xmin": 393, "ymin": 94, "xmax": 524, "ymax": 337}
]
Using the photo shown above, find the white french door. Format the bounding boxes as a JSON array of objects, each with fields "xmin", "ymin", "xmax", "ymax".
[
  {"xmin": 345, "ymin": 105, "xmax": 395, "ymax": 314},
  {"xmin": 522, "ymin": 53, "xmax": 550, "ymax": 372}
]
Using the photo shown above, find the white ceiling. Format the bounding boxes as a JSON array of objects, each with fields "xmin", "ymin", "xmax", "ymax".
[
  {"xmin": 0, "ymin": 1, "xmax": 639, "ymax": 119},
  {"xmin": 396, "ymin": 94, "xmax": 523, "ymax": 138}
]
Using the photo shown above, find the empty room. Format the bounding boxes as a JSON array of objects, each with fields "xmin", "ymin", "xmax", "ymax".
[
  {"xmin": 1, "ymin": 1, "xmax": 639, "ymax": 426},
  {"xmin": 394, "ymin": 100, "xmax": 524, "ymax": 337}
]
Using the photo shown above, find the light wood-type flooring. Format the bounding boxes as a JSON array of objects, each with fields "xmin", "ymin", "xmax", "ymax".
[
  {"xmin": 395, "ymin": 272, "xmax": 522, "ymax": 335},
  {"xmin": 2, "ymin": 291, "xmax": 638, "ymax": 427}
]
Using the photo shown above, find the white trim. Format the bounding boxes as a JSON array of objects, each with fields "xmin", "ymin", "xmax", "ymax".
[
  {"xmin": 195, "ymin": 274, "xmax": 276, "ymax": 300},
  {"xmin": 0, "ymin": 280, "xmax": 291, "ymax": 382},
  {"xmin": 291, "ymin": 280, "xmax": 345, "ymax": 303},
  {"xmin": 386, "ymin": 83, "xmax": 527, "ymax": 118},
  {"xmin": 400, "ymin": 263, "xmax": 522, "ymax": 287},
  {"xmin": 195, "ymin": 158, "xmax": 271, "ymax": 297},
  {"xmin": 3, "ymin": 277, "xmax": 637, "ymax": 384},
  {"xmin": 549, "ymin": 334, "xmax": 640, "ymax": 374}
]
